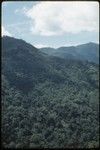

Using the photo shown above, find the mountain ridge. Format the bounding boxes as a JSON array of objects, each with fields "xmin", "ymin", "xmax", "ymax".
[
  {"xmin": 2, "ymin": 36, "xmax": 99, "ymax": 93},
  {"xmin": 40, "ymin": 42, "xmax": 99, "ymax": 63},
  {"xmin": 2, "ymin": 36, "xmax": 99, "ymax": 148}
]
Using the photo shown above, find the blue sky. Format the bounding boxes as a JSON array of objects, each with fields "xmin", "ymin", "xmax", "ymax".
[{"xmin": 2, "ymin": 1, "xmax": 99, "ymax": 48}]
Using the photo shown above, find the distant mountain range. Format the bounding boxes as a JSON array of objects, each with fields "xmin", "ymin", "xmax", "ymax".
[
  {"xmin": 40, "ymin": 42, "xmax": 99, "ymax": 64},
  {"xmin": 2, "ymin": 36, "xmax": 99, "ymax": 93}
]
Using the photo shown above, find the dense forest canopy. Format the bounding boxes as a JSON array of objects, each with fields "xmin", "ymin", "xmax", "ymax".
[{"xmin": 1, "ymin": 36, "xmax": 99, "ymax": 148}]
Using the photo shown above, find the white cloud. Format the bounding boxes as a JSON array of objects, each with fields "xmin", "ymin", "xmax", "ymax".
[
  {"xmin": 34, "ymin": 43, "xmax": 49, "ymax": 48},
  {"xmin": 2, "ymin": 26, "xmax": 12, "ymax": 36},
  {"xmin": 15, "ymin": 6, "xmax": 29, "ymax": 14},
  {"xmin": 25, "ymin": 2, "xmax": 99, "ymax": 36},
  {"xmin": 33, "ymin": 42, "xmax": 89, "ymax": 49}
]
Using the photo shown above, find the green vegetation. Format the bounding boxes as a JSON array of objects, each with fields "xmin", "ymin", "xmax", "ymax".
[
  {"xmin": 1, "ymin": 36, "xmax": 99, "ymax": 148},
  {"xmin": 40, "ymin": 42, "xmax": 99, "ymax": 64}
]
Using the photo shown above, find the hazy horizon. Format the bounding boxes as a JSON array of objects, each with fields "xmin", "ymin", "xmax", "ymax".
[{"xmin": 2, "ymin": 35, "xmax": 99, "ymax": 49}]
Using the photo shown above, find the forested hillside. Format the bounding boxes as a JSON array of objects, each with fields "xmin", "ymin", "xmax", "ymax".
[
  {"xmin": 1, "ymin": 36, "xmax": 99, "ymax": 148},
  {"xmin": 40, "ymin": 42, "xmax": 99, "ymax": 64}
]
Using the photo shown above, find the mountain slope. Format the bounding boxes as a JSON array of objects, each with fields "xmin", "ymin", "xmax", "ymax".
[
  {"xmin": 2, "ymin": 36, "xmax": 51, "ymax": 92},
  {"xmin": 2, "ymin": 36, "xmax": 99, "ymax": 148},
  {"xmin": 2, "ymin": 36, "xmax": 99, "ymax": 93},
  {"xmin": 76, "ymin": 42, "xmax": 99, "ymax": 63},
  {"xmin": 40, "ymin": 42, "xmax": 99, "ymax": 63}
]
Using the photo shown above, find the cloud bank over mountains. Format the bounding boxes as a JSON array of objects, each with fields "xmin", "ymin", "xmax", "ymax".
[
  {"xmin": 2, "ymin": 1, "xmax": 99, "ymax": 48},
  {"xmin": 25, "ymin": 2, "xmax": 99, "ymax": 36}
]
